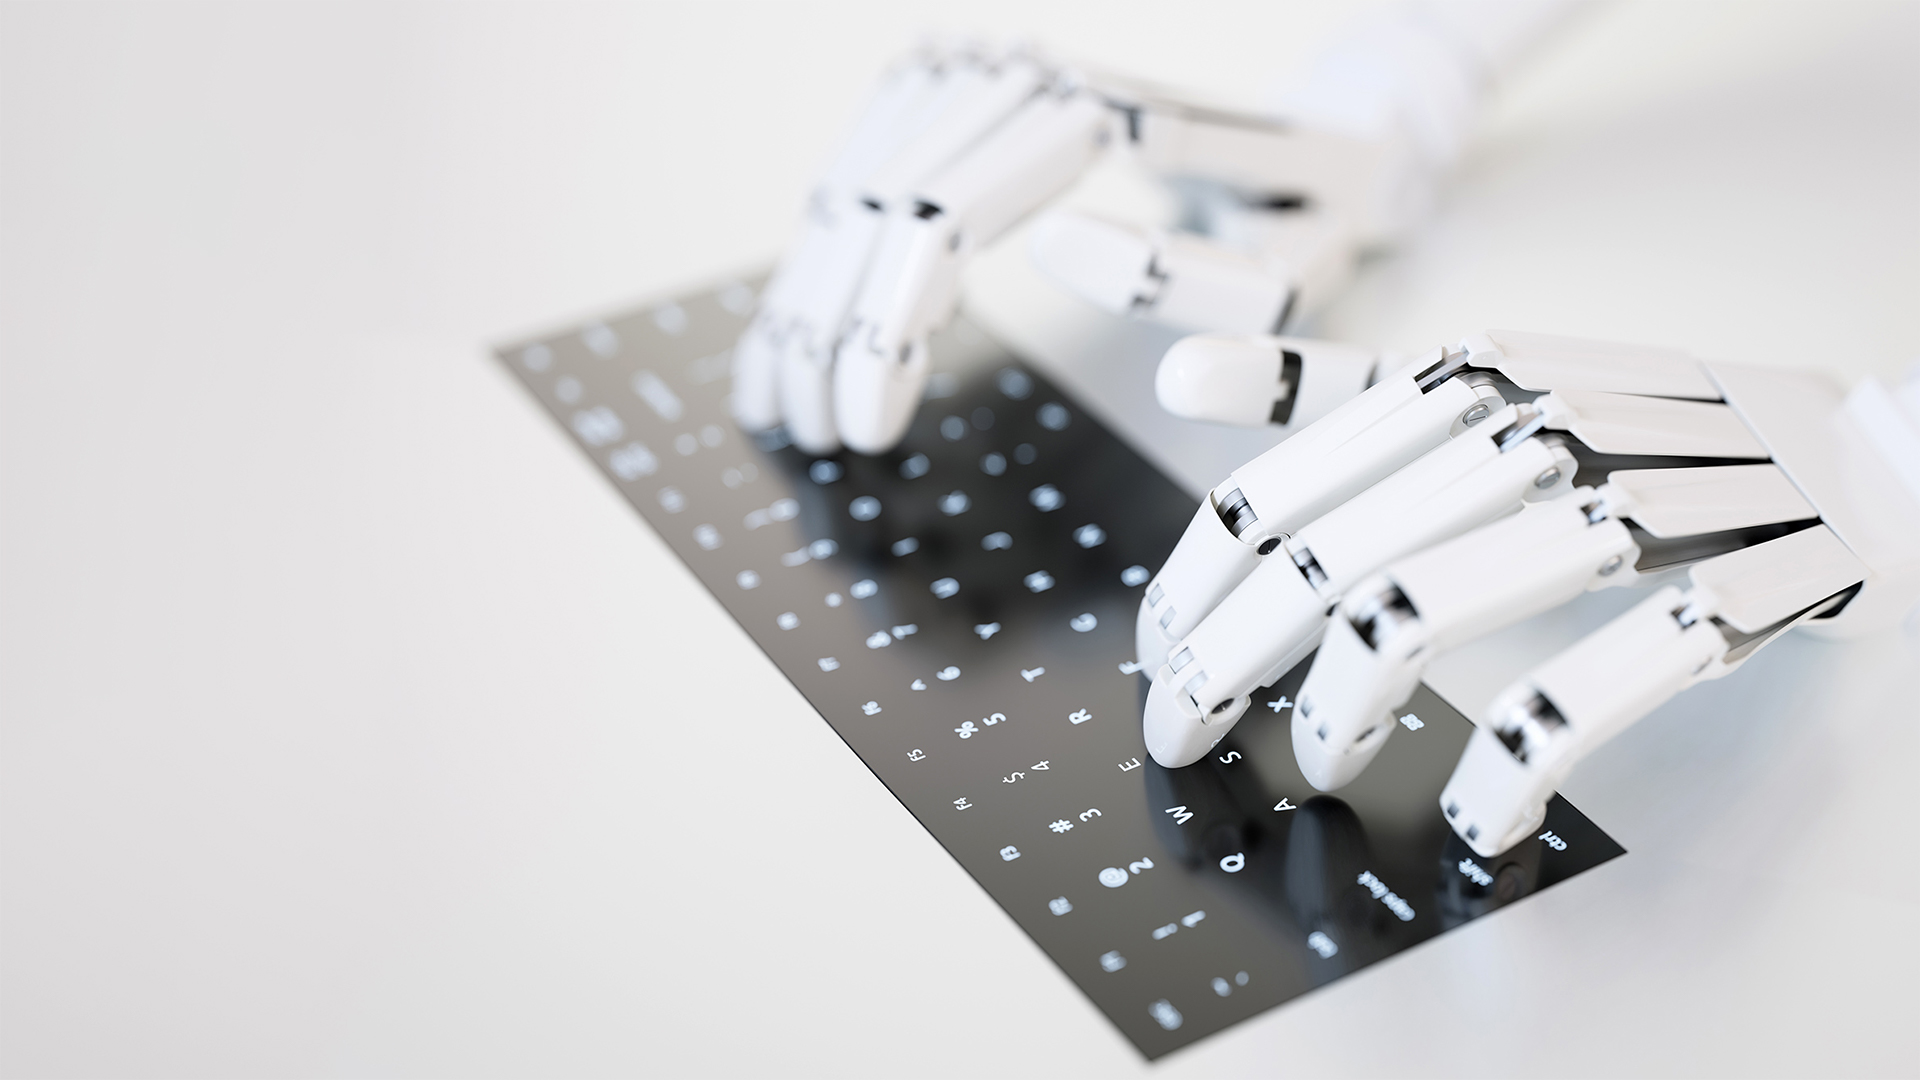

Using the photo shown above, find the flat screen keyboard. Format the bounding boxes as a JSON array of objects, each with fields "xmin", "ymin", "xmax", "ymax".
[{"xmin": 495, "ymin": 282, "xmax": 1625, "ymax": 1057}]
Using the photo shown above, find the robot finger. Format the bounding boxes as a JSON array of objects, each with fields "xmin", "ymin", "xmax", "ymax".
[
  {"xmin": 1143, "ymin": 400, "xmax": 1578, "ymax": 767},
  {"xmin": 1153, "ymin": 332, "xmax": 1378, "ymax": 429},
  {"xmin": 1291, "ymin": 488, "xmax": 1641, "ymax": 792},
  {"xmin": 1027, "ymin": 210, "xmax": 1295, "ymax": 336},
  {"xmin": 1135, "ymin": 345, "xmax": 1503, "ymax": 671},
  {"xmin": 834, "ymin": 88, "xmax": 1112, "ymax": 453},
  {"xmin": 740, "ymin": 49, "xmax": 1040, "ymax": 448},
  {"xmin": 1440, "ymin": 525, "xmax": 1867, "ymax": 857}
]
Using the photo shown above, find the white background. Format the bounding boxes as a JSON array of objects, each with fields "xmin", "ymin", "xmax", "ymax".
[{"xmin": 3, "ymin": 2, "xmax": 1917, "ymax": 1076}]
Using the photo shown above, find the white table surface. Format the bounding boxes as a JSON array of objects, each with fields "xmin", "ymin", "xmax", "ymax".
[{"xmin": 3, "ymin": 2, "xmax": 1916, "ymax": 1076}]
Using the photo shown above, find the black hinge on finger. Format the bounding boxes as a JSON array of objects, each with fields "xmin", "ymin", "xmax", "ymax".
[
  {"xmin": 1291, "ymin": 545, "xmax": 1329, "ymax": 591},
  {"xmin": 1415, "ymin": 348, "xmax": 1471, "ymax": 394},
  {"xmin": 1268, "ymin": 349, "xmax": 1303, "ymax": 425},
  {"xmin": 1214, "ymin": 488, "xmax": 1258, "ymax": 538}
]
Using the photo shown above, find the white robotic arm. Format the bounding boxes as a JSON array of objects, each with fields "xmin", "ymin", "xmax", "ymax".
[
  {"xmin": 1135, "ymin": 329, "xmax": 1920, "ymax": 857},
  {"xmin": 733, "ymin": 2, "xmax": 1576, "ymax": 455}
]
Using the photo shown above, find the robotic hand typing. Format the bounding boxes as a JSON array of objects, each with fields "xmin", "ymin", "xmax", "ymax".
[
  {"xmin": 1135, "ymin": 329, "xmax": 1920, "ymax": 858},
  {"xmin": 731, "ymin": 1, "xmax": 1573, "ymax": 454},
  {"xmin": 733, "ymin": 1, "xmax": 1920, "ymax": 865}
]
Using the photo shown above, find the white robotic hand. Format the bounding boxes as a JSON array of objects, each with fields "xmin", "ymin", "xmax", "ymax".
[
  {"xmin": 732, "ymin": 2, "xmax": 1573, "ymax": 455},
  {"xmin": 1135, "ymin": 329, "xmax": 1920, "ymax": 857}
]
